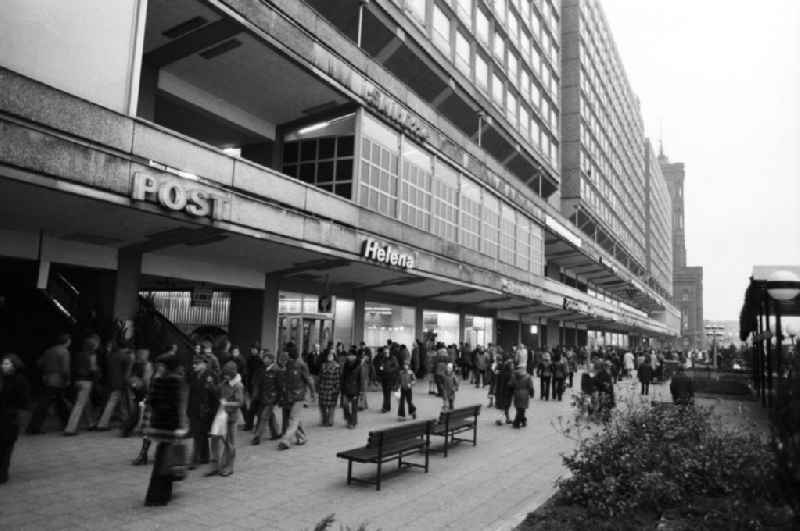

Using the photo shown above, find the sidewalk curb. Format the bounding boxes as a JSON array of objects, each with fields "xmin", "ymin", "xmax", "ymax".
[{"xmin": 490, "ymin": 488, "xmax": 556, "ymax": 531}]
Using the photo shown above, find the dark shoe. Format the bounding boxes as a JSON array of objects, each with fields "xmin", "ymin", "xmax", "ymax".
[
  {"xmin": 269, "ymin": 435, "xmax": 281, "ymax": 441},
  {"xmin": 512, "ymin": 424, "xmax": 521, "ymax": 429},
  {"xmin": 277, "ymin": 442, "xmax": 290, "ymax": 450},
  {"xmin": 505, "ymin": 419, "xmax": 513, "ymax": 424},
  {"xmin": 219, "ymin": 471, "xmax": 232, "ymax": 477},
  {"xmin": 92, "ymin": 426, "xmax": 111, "ymax": 432},
  {"xmin": 144, "ymin": 499, "xmax": 168, "ymax": 507},
  {"xmin": 204, "ymin": 470, "xmax": 220, "ymax": 477},
  {"xmin": 242, "ymin": 425, "xmax": 253, "ymax": 432},
  {"xmin": 188, "ymin": 464, "xmax": 197, "ymax": 470},
  {"xmin": 63, "ymin": 431, "xmax": 78, "ymax": 437},
  {"xmin": 411, "ymin": 411, "xmax": 417, "ymax": 420},
  {"xmin": 251, "ymin": 437, "xmax": 261, "ymax": 445},
  {"xmin": 132, "ymin": 453, "xmax": 148, "ymax": 466}
]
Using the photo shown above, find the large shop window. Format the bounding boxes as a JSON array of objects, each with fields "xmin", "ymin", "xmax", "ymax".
[
  {"xmin": 333, "ymin": 298, "xmax": 355, "ymax": 346},
  {"xmin": 400, "ymin": 138, "xmax": 432, "ymax": 231},
  {"xmin": 459, "ymin": 179, "xmax": 481, "ymax": 252},
  {"xmin": 464, "ymin": 315, "xmax": 494, "ymax": 348},
  {"xmin": 481, "ymin": 194, "xmax": 500, "ymax": 259},
  {"xmin": 423, "ymin": 310, "xmax": 460, "ymax": 346},
  {"xmin": 359, "ymin": 114, "xmax": 400, "ymax": 215},
  {"xmin": 282, "ymin": 113, "xmax": 355, "ymax": 200},
  {"xmin": 516, "ymin": 216, "xmax": 531, "ymax": 271},
  {"xmin": 499, "ymin": 203, "xmax": 516, "ymax": 265},
  {"xmin": 431, "ymin": 160, "xmax": 459, "ymax": 242},
  {"xmin": 364, "ymin": 302, "xmax": 415, "ymax": 349}
]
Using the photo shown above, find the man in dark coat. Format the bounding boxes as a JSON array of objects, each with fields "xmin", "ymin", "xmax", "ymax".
[
  {"xmin": 1, "ymin": 354, "xmax": 29, "ymax": 484},
  {"xmin": 493, "ymin": 356, "xmax": 515, "ymax": 425},
  {"xmin": 251, "ymin": 350, "xmax": 282, "ymax": 444},
  {"xmin": 27, "ymin": 334, "xmax": 71, "ymax": 434},
  {"xmin": 638, "ymin": 355, "xmax": 653, "ymax": 396},
  {"xmin": 374, "ymin": 348, "xmax": 399, "ymax": 413},
  {"xmin": 670, "ymin": 366, "xmax": 694, "ymax": 405},
  {"xmin": 509, "ymin": 366, "xmax": 534, "ymax": 428},
  {"xmin": 277, "ymin": 350, "xmax": 315, "ymax": 450},
  {"xmin": 242, "ymin": 344, "xmax": 265, "ymax": 431},
  {"xmin": 187, "ymin": 356, "xmax": 218, "ymax": 467},
  {"xmin": 340, "ymin": 351, "xmax": 362, "ymax": 428}
]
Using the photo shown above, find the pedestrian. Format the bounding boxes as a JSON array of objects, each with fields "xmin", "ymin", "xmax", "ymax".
[
  {"xmin": 242, "ymin": 344, "xmax": 264, "ymax": 431},
  {"xmin": 93, "ymin": 340, "xmax": 134, "ymax": 431},
  {"xmin": 251, "ymin": 350, "xmax": 282, "ymax": 444},
  {"xmin": 566, "ymin": 349, "xmax": 577, "ymax": 388},
  {"xmin": 228, "ymin": 345, "xmax": 247, "ymax": 426},
  {"xmin": 670, "ymin": 365, "xmax": 694, "ymax": 405},
  {"xmin": 144, "ymin": 352, "xmax": 187, "ymax": 506},
  {"xmin": 552, "ymin": 353, "xmax": 567, "ymax": 401},
  {"xmin": 277, "ymin": 350, "xmax": 315, "ymax": 450},
  {"xmin": 318, "ymin": 350, "xmax": 340, "ymax": 427},
  {"xmin": 638, "ymin": 355, "xmax": 653, "ymax": 396},
  {"xmin": 122, "ymin": 348, "xmax": 153, "ymax": 437},
  {"xmin": 64, "ymin": 334, "xmax": 99, "ymax": 436},
  {"xmin": 340, "ymin": 349, "xmax": 362, "ymax": 429},
  {"xmin": 474, "ymin": 347, "xmax": 487, "ymax": 388},
  {"xmin": 397, "ymin": 360, "xmax": 417, "ymax": 420},
  {"xmin": 0, "ymin": 354, "xmax": 29, "ymax": 484},
  {"xmin": 580, "ymin": 361, "xmax": 598, "ymax": 417},
  {"xmin": 207, "ymin": 361, "xmax": 242, "ymax": 477},
  {"xmin": 375, "ymin": 347, "xmax": 399, "ymax": 413},
  {"xmin": 624, "ymin": 350, "xmax": 635, "ymax": 379},
  {"xmin": 537, "ymin": 352, "xmax": 552, "ymax": 401},
  {"xmin": 509, "ymin": 366, "xmax": 534, "ymax": 428},
  {"xmin": 27, "ymin": 333, "xmax": 72, "ymax": 434},
  {"xmin": 132, "ymin": 351, "xmax": 170, "ymax": 466},
  {"xmin": 493, "ymin": 355, "xmax": 514, "ymax": 425},
  {"xmin": 187, "ymin": 355, "xmax": 217, "ymax": 469},
  {"xmin": 357, "ymin": 349, "xmax": 370, "ymax": 411},
  {"xmin": 441, "ymin": 363, "xmax": 459, "ymax": 411},
  {"xmin": 595, "ymin": 360, "xmax": 616, "ymax": 417}
]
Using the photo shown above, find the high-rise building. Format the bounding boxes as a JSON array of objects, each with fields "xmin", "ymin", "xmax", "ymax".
[
  {"xmin": 644, "ymin": 140, "xmax": 673, "ymax": 299},
  {"xmin": 0, "ymin": 0, "xmax": 678, "ymax": 360},
  {"xmin": 560, "ymin": 0, "xmax": 648, "ymax": 279},
  {"xmin": 660, "ymin": 149, "xmax": 704, "ymax": 349}
]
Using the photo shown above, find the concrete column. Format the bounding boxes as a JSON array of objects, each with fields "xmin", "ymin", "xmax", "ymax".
[
  {"xmin": 415, "ymin": 305, "xmax": 424, "ymax": 342},
  {"xmin": 261, "ymin": 273, "xmax": 281, "ymax": 354},
  {"xmin": 546, "ymin": 323, "xmax": 560, "ymax": 349},
  {"xmin": 113, "ymin": 248, "xmax": 142, "ymax": 334},
  {"xmin": 458, "ymin": 309, "xmax": 466, "ymax": 346},
  {"xmin": 353, "ymin": 290, "xmax": 365, "ymax": 345}
]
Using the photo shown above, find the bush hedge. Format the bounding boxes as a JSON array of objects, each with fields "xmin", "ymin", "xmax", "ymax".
[{"xmin": 556, "ymin": 401, "xmax": 778, "ymax": 520}]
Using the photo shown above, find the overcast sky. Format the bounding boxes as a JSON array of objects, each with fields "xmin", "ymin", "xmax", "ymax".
[{"xmin": 599, "ymin": 0, "xmax": 800, "ymax": 321}]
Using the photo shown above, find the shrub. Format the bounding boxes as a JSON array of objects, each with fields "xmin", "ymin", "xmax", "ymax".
[{"xmin": 556, "ymin": 399, "xmax": 777, "ymax": 519}]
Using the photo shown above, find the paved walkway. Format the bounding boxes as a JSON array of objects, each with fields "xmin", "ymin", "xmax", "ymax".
[{"xmin": 0, "ymin": 374, "xmax": 666, "ymax": 531}]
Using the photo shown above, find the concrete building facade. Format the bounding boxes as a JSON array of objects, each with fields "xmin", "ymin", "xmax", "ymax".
[{"xmin": 0, "ymin": 0, "xmax": 679, "ymax": 364}]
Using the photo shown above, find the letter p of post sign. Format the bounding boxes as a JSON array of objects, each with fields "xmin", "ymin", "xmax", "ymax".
[{"xmin": 362, "ymin": 239, "xmax": 415, "ymax": 270}]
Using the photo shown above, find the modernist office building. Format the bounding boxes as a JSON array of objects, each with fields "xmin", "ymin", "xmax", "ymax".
[
  {"xmin": 660, "ymin": 150, "xmax": 704, "ymax": 349},
  {"xmin": 0, "ymin": 0, "xmax": 678, "ymax": 361}
]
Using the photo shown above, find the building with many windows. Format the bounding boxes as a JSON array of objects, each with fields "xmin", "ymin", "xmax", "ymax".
[
  {"xmin": 0, "ymin": 0, "xmax": 678, "ymax": 365},
  {"xmin": 645, "ymin": 140, "xmax": 672, "ymax": 299}
]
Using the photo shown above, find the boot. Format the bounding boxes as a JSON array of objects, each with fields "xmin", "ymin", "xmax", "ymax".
[{"xmin": 132, "ymin": 439, "xmax": 151, "ymax": 466}]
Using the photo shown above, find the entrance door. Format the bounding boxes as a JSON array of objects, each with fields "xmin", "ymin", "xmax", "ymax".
[{"xmin": 303, "ymin": 317, "xmax": 333, "ymax": 353}]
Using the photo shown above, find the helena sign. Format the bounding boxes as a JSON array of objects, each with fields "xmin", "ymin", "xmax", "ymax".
[{"xmin": 362, "ymin": 239, "xmax": 414, "ymax": 269}]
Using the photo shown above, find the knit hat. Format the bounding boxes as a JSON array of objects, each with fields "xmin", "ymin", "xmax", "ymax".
[{"xmin": 222, "ymin": 360, "xmax": 238, "ymax": 378}]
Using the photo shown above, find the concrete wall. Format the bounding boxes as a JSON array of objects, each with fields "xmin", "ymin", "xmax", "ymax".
[{"xmin": 0, "ymin": 0, "xmax": 142, "ymax": 114}]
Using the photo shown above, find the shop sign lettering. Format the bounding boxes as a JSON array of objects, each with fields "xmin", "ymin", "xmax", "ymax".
[
  {"xmin": 364, "ymin": 85, "xmax": 429, "ymax": 140},
  {"xmin": 500, "ymin": 278, "xmax": 542, "ymax": 301},
  {"xmin": 131, "ymin": 173, "xmax": 229, "ymax": 220},
  {"xmin": 362, "ymin": 239, "xmax": 414, "ymax": 269}
]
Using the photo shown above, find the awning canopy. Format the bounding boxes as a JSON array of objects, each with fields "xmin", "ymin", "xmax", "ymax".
[{"xmin": 739, "ymin": 266, "xmax": 800, "ymax": 341}]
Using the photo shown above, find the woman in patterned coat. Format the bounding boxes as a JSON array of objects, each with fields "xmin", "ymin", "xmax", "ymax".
[{"xmin": 317, "ymin": 351, "xmax": 340, "ymax": 426}]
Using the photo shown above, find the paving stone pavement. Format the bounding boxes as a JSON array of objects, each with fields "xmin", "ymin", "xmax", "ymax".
[{"xmin": 0, "ymin": 374, "xmax": 666, "ymax": 531}]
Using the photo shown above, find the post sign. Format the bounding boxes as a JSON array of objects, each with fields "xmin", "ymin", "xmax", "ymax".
[
  {"xmin": 362, "ymin": 239, "xmax": 414, "ymax": 269},
  {"xmin": 131, "ymin": 172, "xmax": 229, "ymax": 220}
]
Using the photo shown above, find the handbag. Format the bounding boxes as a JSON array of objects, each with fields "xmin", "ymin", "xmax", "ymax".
[
  {"xmin": 209, "ymin": 406, "xmax": 228, "ymax": 437},
  {"xmin": 159, "ymin": 441, "xmax": 188, "ymax": 481}
]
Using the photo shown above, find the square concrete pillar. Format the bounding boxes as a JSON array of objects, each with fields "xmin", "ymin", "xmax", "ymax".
[
  {"xmin": 415, "ymin": 305, "xmax": 424, "ymax": 342},
  {"xmin": 352, "ymin": 290, "xmax": 365, "ymax": 345},
  {"xmin": 545, "ymin": 322, "xmax": 560, "ymax": 349},
  {"xmin": 228, "ymin": 273, "xmax": 281, "ymax": 354},
  {"xmin": 458, "ymin": 310, "xmax": 466, "ymax": 346},
  {"xmin": 113, "ymin": 248, "xmax": 142, "ymax": 333}
]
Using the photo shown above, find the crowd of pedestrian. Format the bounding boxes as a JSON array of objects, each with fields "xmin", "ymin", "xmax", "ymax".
[{"xmin": 0, "ymin": 329, "xmax": 700, "ymax": 506}]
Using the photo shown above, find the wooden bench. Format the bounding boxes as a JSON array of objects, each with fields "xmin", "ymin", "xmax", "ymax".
[
  {"xmin": 336, "ymin": 419, "xmax": 433, "ymax": 491},
  {"xmin": 431, "ymin": 404, "xmax": 481, "ymax": 457}
]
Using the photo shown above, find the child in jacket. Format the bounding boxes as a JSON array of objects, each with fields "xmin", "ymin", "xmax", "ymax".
[{"xmin": 441, "ymin": 363, "xmax": 459, "ymax": 412}]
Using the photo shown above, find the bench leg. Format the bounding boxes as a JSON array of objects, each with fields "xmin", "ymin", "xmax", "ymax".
[
  {"xmin": 473, "ymin": 418, "xmax": 478, "ymax": 446},
  {"xmin": 424, "ymin": 446, "xmax": 429, "ymax": 473},
  {"xmin": 347, "ymin": 460, "xmax": 352, "ymax": 485},
  {"xmin": 443, "ymin": 431, "xmax": 449, "ymax": 458},
  {"xmin": 376, "ymin": 460, "xmax": 381, "ymax": 491}
]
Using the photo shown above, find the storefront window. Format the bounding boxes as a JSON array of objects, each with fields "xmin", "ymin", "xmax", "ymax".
[
  {"xmin": 481, "ymin": 193, "xmax": 499, "ymax": 258},
  {"xmin": 459, "ymin": 179, "xmax": 481, "ymax": 251},
  {"xmin": 516, "ymin": 216, "xmax": 530, "ymax": 270},
  {"xmin": 531, "ymin": 222, "xmax": 544, "ymax": 274},
  {"xmin": 423, "ymin": 310, "xmax": 459, "ymax": 345},
  {"xmin": 464, "ymin": 315, "xmax": 494, "ymax": 348},
  {"xmin": 499, "ymin": 203, "xmax": 516, "ymax": 264},
  {"xmin": 431, "ymin": 160, "xmax": 459, "ymax": 243},
  {"xmin": 364, "ymin": 303, "xmax": 416, "ymax": 349}
]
